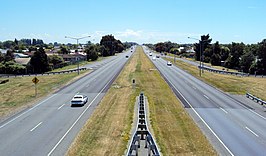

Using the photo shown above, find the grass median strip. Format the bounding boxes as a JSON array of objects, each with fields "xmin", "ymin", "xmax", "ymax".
[{"xmin": 67, "ymin": 46, "xmax": 216, "ymax": 155}]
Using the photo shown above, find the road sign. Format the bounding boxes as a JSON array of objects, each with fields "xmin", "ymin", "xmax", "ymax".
[{"xmin": 32, "ymin": 77, "xmax": 39, "ymax": 84}]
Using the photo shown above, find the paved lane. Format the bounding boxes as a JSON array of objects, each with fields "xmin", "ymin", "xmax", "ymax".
[
  {"xmin": 0, "ymin": 47, "xmax": 135, "ymax": 156},
  {"xmin": 144, "ymin": 46, "xmax": 266, "ymax": 156}
]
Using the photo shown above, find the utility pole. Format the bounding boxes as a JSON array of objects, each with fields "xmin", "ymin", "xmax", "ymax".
[
  {"xmin": 65, "ymin": 35, "xmax": 91, "ymax": 75},
  {"xmin": 188, "ymin": 37, "xmax": 207, "ymax": 77}
]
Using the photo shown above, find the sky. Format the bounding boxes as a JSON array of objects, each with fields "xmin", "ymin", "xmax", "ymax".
[{"xmin": 0, "ymin": 0, "xmax": 266, "ymax": 44}]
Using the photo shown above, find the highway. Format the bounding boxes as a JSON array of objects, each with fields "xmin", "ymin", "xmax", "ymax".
[
  {"xmin": 143, "ymin": 46, "xmax": 266, "ymax": 156},
  {"xmin": 0, "ymin": 47, "xmax": 134, "ymax": 156}
]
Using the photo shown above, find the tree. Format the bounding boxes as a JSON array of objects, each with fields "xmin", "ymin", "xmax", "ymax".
[
  {"xmin": 239, "ymin": 51, "xmax": 255, "ymax": 73},
  {"xmin": 0, "ymin": 52, "xmax": 4, "ymax": 62},
  {"xmin": 4, "ymin": 61, "xmax": 26, "ymax": 74},
  {"xmin": 29, "ymin": 47, "xmax": 50, "ymax": 73},
  {"xmin": 32, "ymin": 39, "xmax": 37, "ymax": 45},
  {"xmin": 210, "ymin": 42, "xmax": 221, "ymax": 66},
  {"xmin": 59, "ymin": 46, "xmax": 70, "ymax": 54},
  {"xmin": 155, "ymin": 42, "xmax": 166, "ymax": 53},
  {"xmin": 4, "ymin": 50, "xmax": 15, "ymax": 62},
  {"xmin": 257, "ymin": 39, "xmax": 266, "ymax": 74},
  {"xmin": 86, "ymin": 45, "xmax": 99, "ymax": 61},
  {"xmin": 2, "ymin": 40, "xmax": 15, "ymax": 49},
  {"xmin": 220, "ymin": 46, "xmax": 230, "ymax": 61},
  {"xmin": 194, "ymin": 34, "xmax": 212, "ymax": 61},
  {"xmin": 48, "ymin": 55, "xmax": 64, "ymax": 69},
  {"xmin": 100, "ymin": 35, "xmax": 116, "ymax": 56},
  {"xmin": 225, "ymin": 42, "xmax": 245, "ymax": 69},
  {"xmin": 169, "ymin": 48, "xmax": 180, "ymax": 55},
  {"xmin": 100, "ymin": 35, "xmax": 125, "ymax": 56}
]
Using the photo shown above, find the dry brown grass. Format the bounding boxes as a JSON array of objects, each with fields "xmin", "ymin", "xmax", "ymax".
[
  {"xmin": 0, "ymin": 71, "xmax": 88, "ymax": 119},
  {"xmin": 67, "ymin": 47, "xmax": 216, "ymax": 155},
  {"xmin": 67, "ymin": 51, "xmax": 138, "ymax": 155}
]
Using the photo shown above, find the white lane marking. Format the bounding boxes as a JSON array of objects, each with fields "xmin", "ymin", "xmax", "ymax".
[
  {"xmin": 249, "ymin": 109, "xmax": 266, "ymax": 120},
  {"xmin": 47, "ymin": 70, "xmax": 117, "ymax": 156},
  {"xmin": 30, "ymin": 122, "xmax": 43, "ymax": 132},
  {"xmin": 204, "ymin": 95, "xmax": 210, "ymax": 100},
  {"xmin": 57, "ymin": 104, "xmax": 65, "ymax": 110},
  {"xmin": 165, "ymin": 78, "xmax": 234, "ymax": 156},
  {"xmin": 220, "ymin": 107, "xmax": 228, "ymax": 114},
  {"xmin": 245, "ymin": 127, "xmax": 259, "ymax": 137},
  {"xmin": 0, "ymin": 94, "xmax": 56, "ymax": 129}
]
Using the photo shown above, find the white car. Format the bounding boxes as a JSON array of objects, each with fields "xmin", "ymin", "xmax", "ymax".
[
  {"xmin": 152, "ymin": 57, "xmax": 156, "ymax": 60},
  {"xmin": 167, "ymin": 61, "xmax": 172, "ymax": 66},
  {"xmin": 71, "ymin": 94, "xmax": 88, "ymax": 106}
]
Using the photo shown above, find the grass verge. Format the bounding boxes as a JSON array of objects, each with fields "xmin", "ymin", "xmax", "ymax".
[
  {"xmin": 0, "ymin": 70, "xmax": 88, "ymax": 119},
  {"xmin": 165, "ymin": 57, "xmax": 266, "ymax": 100},
  {"xmin": 67, "ymin": 46, "xmax": 216, "ymax": 155}
]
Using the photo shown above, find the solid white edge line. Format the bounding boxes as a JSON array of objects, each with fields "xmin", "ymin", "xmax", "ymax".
[
  {"xmin": 249, "ymin": 109, "xmax": 266, "ymax": 120},
  {"xmin": 245, "ymin": 127, "xmax": 259, "ymax": 137},
  {"xmin": 30, "ymin": 122, "xmax": 43, "ymax": 132},
  {"xmin": 0, "ymin": 94, "xmax": 56, "ymax": 129},
  {"xmin": 166, "ymin": 77, "xmax": 234, "ymax": 156},
  {"xmin": 47, "ymin": 68, "xmax": 118, "ymax": 156},
  {"xmin": 57, "ymin": 104, "xmax": 65, "ymax": 110},
  {"xmin": 220, "ymin": 107, "xmax": 228, "ymax": 114}
]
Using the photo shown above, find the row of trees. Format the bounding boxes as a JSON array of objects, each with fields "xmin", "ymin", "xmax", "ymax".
[
  {"xmin": 0, "ymin": 35, "xmax": 136, "ymax": 74},
  {"xmin": 0, "ymin": 38, "xmax": 45, "ymax": 50},
  {"xmin": 193, "ymin": 34, "xmax": 266, "ymax": 74},
  {"xmin": 149, "ymin": 35, "xmax": 266, "ymax": 74}
]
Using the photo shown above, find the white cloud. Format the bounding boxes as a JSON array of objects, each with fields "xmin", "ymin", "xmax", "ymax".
[
  {"xmin": 116, "ymin": 29, "xmax": 142, "ymax": 37},
  {"xmin": 247, "ymin": 6, "xmax": 257, "ymax": 9}
]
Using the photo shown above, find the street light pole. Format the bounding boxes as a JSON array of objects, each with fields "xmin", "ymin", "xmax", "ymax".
[
  {"xmin": 188, "ymin": 37, "xmax": 203, "ymax": 76},
  {"xmin": 65, "ymin": 35, "xmax": 91, "ymax": 75}
]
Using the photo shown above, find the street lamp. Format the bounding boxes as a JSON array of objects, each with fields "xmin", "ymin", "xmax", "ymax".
[
  {"xmin": 65, "ymin": 35, "xmax": 91, "ymax": 75},
  {"xmin": 188, "ymin": 37, "xmax": 206, "ymax": 77}
]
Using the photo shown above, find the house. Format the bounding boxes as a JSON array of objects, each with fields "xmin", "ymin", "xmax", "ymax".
[
  {"xmin": 186, "ymin": 47, "xmax": 195, "ymax": 53},
  {"xmin": 14, "ymin": 53, "xmax": 30, "ymax": 66},
  {"xmin": 14, "ymin": 53, "xmax": 30, "ymax": 58},
  {"xmin": 59, "ymin": 53, "xmax": 87, "ymax": 63},
  {"xmin": 0, "ymin": 49, "xmax": 8, "ymax": 54},
  {"xmin": 15, "ymin": 58, "xmax": 31, "ymax": 66}
]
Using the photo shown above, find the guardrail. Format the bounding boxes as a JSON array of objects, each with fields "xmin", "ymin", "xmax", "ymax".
[
  {"xmin": 126, "ymin": 92, "xmax": 160, "ymax": 156},
  {"xmin": 246, "ymin": 93, "xmax": 266, "ymax": 106},
  {"xmin": 199, "ymin": 66, "xmax": 248, "ymax": 76},
  {"xmin": 0, "ymin": 67, "xmax": 87, "ymax": 78}
]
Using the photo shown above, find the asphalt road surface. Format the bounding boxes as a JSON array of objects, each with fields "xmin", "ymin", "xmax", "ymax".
[
  {"xmin": 144, "ymin": 46, "xmax": 266, "ymax": 156},
  {"xmin": 0, "ymin": 47, "xmax": 135, "ymax": 156}
]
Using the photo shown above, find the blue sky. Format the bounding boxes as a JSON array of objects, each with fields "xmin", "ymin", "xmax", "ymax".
[{"xmin": 0, "ymin": 0, "xmax": 266, "ymax": 44}]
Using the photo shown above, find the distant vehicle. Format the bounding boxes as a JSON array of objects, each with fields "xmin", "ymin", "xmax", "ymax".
[
  {"xmin": 152, "ymin": 57, "xmax": 156, "ymax": 60},
  {"xmin": 167, "ymin": 61, "xmax": 172, "ymax": 66},
  {"xmin": 149, "ymin": 53, "xmax": 152, "ymax": 56},
  {"xmin": 126, "ymin": 55, "xmax": 129, "ymax": 58},
  {"xmin": 156, "ymin": 55, "xmax": 160, "ymax": 58},
  {"xmin": 71, "ymin": 94, "xmax": 88, "ymax": 106}
]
